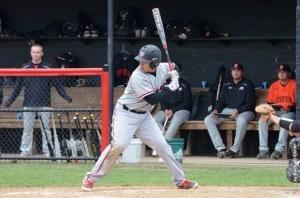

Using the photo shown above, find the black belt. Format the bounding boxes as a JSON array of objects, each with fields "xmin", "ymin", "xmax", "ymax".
[{"xmin": 122, "ymin": 105, "xmax": 146, "ymax": 114}]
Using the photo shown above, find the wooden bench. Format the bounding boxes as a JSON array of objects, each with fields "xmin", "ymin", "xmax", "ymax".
[
  {"xmin": 176, "ymin": 88, "xmax": 285, "ymax": 158},
  {"xmin": 0, "ymin": 86, "xmax": 284, "ymax": 158}
]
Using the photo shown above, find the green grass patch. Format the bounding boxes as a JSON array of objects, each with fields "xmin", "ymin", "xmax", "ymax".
[{"xmin": 0, "ymin": 162, "xmax": 291, "ymax": 187}]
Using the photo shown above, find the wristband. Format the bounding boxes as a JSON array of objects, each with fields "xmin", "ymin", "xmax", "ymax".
[
  {"xmin": 290, "ymin": 120, "xmax": 300, "ymax": 133},
  {"xmin": 279, "ymin": 118, "xmax": 293, "ymax": 131}
]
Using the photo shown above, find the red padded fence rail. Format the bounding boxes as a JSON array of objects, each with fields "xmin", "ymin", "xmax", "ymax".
[{"xmin": 0, "ymin": 68, "xmax": 110, "ymax": 154}]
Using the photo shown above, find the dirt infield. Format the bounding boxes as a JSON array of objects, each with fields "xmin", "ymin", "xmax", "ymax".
[{"xmin": 0, "ymin": 186, "xmax": 299, "ymax": 198}]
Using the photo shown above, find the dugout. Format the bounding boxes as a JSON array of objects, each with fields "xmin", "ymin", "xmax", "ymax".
[{"xmin": 0, "ymin": 0, "xmax": 298, "ymax": 157}]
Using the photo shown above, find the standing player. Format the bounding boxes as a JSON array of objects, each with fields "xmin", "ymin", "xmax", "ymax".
[{"xmin": 82, "ymin": 44, "xmax": 198, "ymax": 191}]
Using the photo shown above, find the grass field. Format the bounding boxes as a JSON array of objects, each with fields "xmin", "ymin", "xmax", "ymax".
[{"xmin": 0, "ymin": 161, "xmax": 292, "ymax": 187}]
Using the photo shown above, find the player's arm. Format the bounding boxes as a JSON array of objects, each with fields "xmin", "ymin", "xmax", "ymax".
[
  {"xmin": 269, "ymin": 113, "xmax": 300, "ymax": 133},
  {"xmin": 4, "ymin": 77, "xmax": 23, "ymax": 107},
  {"xmin": 144, "ymin": 87, "xmax": 171, "ymax": 105},
  {"xmin": 52, "ymin": 78, "xmax": 72, "ymax": 103}
]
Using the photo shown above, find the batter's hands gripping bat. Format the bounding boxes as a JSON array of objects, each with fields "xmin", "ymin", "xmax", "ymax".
[
  {"xmin": 39, "ymin": 115, "xmax": 54, "ymax": 158},
  {"xmin": 51, "ymin": 112, "xmax": 61, "ymax": 159},
  {"xmin": 152, "ymin": 8, "xmax": 173, "ymax": 71}
]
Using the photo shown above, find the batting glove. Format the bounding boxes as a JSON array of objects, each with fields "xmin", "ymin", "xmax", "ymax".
[
  {"xmin": 168, "ymin": 70, "xmax": 179, "ymax": 81},
  {"xmin": 165, "ymin": 79, "xmax": 179, "ymax": 91}
]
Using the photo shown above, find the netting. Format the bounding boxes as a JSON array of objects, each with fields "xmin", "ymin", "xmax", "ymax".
[{"xmin": 0, "ymin": 68, "xmax": 109, "ymax": 162}]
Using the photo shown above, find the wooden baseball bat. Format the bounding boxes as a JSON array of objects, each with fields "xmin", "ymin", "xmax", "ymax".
[
  {"xmin": 82, "ymin": 116, "xmax": 94, "ymax": 157},
  {"xmin": 51, "ymin": 111, "xmax": 61, "ymax": 159},
  {"xmin": 89, "ymin": 113, "xmax": 101, "ymax": 157},
  {"xmin": 74, "ymin": 113, "xmax": 90, "ymax": 157},
  {"xmin": 152, "ymin": 116, "xmax": 168, "ymax": 157},
  {"xmin": 57, "ymin": 113, "xmax": 70, "ymax": 160},
  {"xmin": 66, "ymin": 112, "xmax": 77, "ymax": 158}
]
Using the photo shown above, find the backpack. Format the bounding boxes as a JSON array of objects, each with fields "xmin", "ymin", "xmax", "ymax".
[
  {"xmin": 113, "ymin": 51, "xmax": 138, "ymax": 86},
  {"xmin": 115, "ymin": 7, "xmax": 136, "ymax": 37},
  {"xmin": 63, "ymin": 19, "xmax": 80, "ymax": 37},
  {"xmin": 190, "ymin": 65, "xmax": 226, "ymax": 120},
  {"xmin": 190, "ymin": 91, "xmax": 214, "ymax": 120},
  {"xmin": 55, "ymin": 52, "xmax": 77, "ymax": 87},
  {"xmin": 56, "ymin": 52, "xmax": 75, "ymax": 68}
]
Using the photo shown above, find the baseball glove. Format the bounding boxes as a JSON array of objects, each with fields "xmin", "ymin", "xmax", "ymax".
[{"xmin": 255, "ymin": 104, "xmax": 276, "ymax": 122}]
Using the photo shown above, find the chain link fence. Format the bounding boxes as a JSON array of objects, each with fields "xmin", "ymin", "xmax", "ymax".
[{"xmin": 0, "ymin": 75, "xmax": 103, "ymax": 162}]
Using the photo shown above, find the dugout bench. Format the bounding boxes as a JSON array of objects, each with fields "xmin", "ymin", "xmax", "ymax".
[
  {"xmin": 0, "ymin": 86, "xmax": 285, "ymax": 158},
  {"xmin": 176, "ymin": 88, "xmax": 284, "ymax": 158}
]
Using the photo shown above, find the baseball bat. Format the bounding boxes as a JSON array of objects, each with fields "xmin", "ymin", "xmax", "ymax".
[
  {"xmin": 152, "ymin": 116, "xmax": 169, "ymax": 157},
  {"xmin": 152, "ymin": 8, "xmax": 173, "ymax": 71},
  {"xmin": 39, "ymin": 115, "xmax": 54, "ymax": 158},
  {"xmin": 216, "ymin": 66, "xmax": 225, "ymax": 103},
  {"xmin": 83, "ymin": 116, "xmax": 97, "ymax": 157},
  {"xmin": 51, "ymin": 112, "xmax": 61, "ymax": 159},
  {"xmin": 89, "ymin": 113, "xmax": 101, "ymax": 156},
  {"xmin": 74, "ymin": 113, "xmax": 90, "ymax": 157},
  {"xmin": 57, "ymin": 113, "xmax": 71, "ymax": 160},
  {"xmin": 66, "ymin": 112, "xmax": 77, "ymax": 158},
  {"xmin": 162, "ymin": 116, "xmax": 168, "ymax": 132}
]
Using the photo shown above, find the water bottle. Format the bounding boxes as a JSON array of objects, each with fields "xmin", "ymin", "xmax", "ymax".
[{"xmin": 17, "ymin": 112, "xmax": 23, "ymax": 119}]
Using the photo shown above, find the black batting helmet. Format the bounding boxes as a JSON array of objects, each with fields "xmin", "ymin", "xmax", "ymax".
[{"xmin": 135, "ymin": 44, "xmax": 161, "ymax": 68}]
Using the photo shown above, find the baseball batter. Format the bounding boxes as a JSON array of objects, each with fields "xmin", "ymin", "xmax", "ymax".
[{"xmin": 82, "ymin": 44, "xmax": 198, "ymax": 191}]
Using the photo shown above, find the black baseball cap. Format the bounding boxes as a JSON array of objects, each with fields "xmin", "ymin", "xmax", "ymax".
[
  {"xmin": 277, "ymin": 64, "xmax": 291, "ymax": 72},
  {"xmin": 231, "ymin": 63, "xmax": 243, "ymax": 71}
]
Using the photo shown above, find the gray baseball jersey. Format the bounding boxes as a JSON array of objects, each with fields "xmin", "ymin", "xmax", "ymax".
[{"xmin": 118, "ymin": 62, "xmax": 169, "ymax": 111}]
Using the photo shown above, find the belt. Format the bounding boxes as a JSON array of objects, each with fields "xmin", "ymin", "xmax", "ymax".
[{"xmin": 122, "ymin": 104, "xmax": 146, "ymax": 114}]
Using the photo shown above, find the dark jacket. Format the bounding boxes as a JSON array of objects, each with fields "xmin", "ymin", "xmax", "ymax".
[
  {"xmin": 160, "ymin": 78, "xmax": 192, "ymax": 113},
  {"xmin": 5, "ymin": 60, "xmax": 72, "ymax": 107},
  {"xmin": 216, "ymin": 77, "xmax": 255, "ymax": 114}
]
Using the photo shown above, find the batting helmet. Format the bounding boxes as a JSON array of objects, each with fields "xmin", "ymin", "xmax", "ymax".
[{"xmin": 135, "ymin": 44, "xmax": 161, "ymax": 68}]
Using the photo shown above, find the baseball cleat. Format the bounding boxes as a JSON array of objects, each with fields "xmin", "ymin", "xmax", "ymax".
[
  {"xmin": 152, "ymin": 150, "xmax": 158, "ymax": 157},
  {"xmin": 20, "ymin": 152, "xmax": 29, "ymax": 157},
  {"xmin": 270, "ymin": 150, "xmax": 282, "ymax": 160},
  {"xmin": 256, "ymin": 151, "xmax": 270, "ymax": 159},
  {"xmin": 178, "ymin": 179, "xmax": 198, "ymax": 189},
  {"xmin": 82, "ymin": 179, "xmax": 94, "ymax": 191}
]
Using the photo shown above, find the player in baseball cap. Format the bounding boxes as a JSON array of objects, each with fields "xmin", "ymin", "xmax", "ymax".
[
  {"xmin": 276, "ymin": 64, "xmax": 291, "ymax": 73},
  {"xmin": 231, "ymin": 63, "xmax": 243, "ymax": 71}
]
